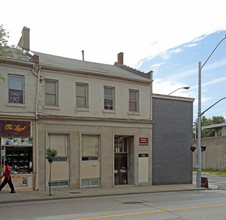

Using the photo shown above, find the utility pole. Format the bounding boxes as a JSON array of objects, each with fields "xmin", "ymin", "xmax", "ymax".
[{"xmin": 196, "ymin": 36, "xmax": 226, "ymax": 187}]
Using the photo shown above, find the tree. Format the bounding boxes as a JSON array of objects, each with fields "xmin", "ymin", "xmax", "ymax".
[
  {"xmin": 46, "ymin": 148, "xmax": 57, "ymax": 196},
  {"xmin": 0, "ymin": 24, "xmax": 21, "ymax": 81},
  {"xmin": 193, "ymin": 115, "xmax": 225, "ymax": 138}
]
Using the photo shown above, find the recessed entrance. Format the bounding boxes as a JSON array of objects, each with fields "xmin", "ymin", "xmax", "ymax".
[{"xmin": 114, "ymin": 136, "xmax": 134, "ymax": 185}]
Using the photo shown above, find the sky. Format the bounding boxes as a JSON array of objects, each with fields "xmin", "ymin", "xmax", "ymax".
[{"xmin": 1, "ymin": 0, "xmax": 226, "ymax": 121}]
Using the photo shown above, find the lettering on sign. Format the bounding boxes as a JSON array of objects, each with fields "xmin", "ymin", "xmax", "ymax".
[
  {"xmin": 139, "ymin": 137, "xmax": 149, "ymax": 146},
  {"xmin": 0, "ymin": 121, "xmax": 30, "ymax": 137},
  {"xmin": 4, "ymin": 124, "xmax": 26, "ymax": 132}
]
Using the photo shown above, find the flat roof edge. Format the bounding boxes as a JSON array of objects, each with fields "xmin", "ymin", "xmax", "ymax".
[{"xmin": 153, "ymin": 93, "xmax": 195, "ymax": 102}]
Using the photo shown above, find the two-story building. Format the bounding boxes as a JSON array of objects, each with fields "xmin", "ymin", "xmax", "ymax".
[{"xmin": 0, "ymin": 27, "xmax": 153, "ymax": 191}]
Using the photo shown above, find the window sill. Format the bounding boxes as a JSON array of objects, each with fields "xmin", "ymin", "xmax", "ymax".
[
  {"xmin": 6, "ymin": 103, "xmax": 26, "ymax": 108},
  {"xmin": 103, "ymin": 109, "xmax": 116, "ymax": 114},
  {"xmin": 75, "ymin": 108, "xmax": 89, "ymax": 112},
  {"xmin": 127, "ymin": 111, "xmax": 140, "ymax": 116},
  {"xmin": 44, "ymin": 106, "xmax": 60, "ymax": 110}
]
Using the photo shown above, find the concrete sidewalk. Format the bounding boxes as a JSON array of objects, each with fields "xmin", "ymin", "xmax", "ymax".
[{"xmin": 0, "ymin": 183, "xmax": 217, "ymax": 204}]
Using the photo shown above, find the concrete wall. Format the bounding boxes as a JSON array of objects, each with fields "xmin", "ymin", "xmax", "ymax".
[
  {"xmin": 152, "ymin": 94, "xmax": 194, "ymax": 185},
  {"xmin": 0, "ymin": 58, "xmax": 153, "ymax": 191},
  {"xmin": 193, "ymin": 136, "xmax": 226, "ymax": 170},
  {"xmin": 38, "ymin": 119, "xmax": 152, "ymax": 190},
  {"xmin": 0, "ymin": 62, "xmax": 37, "ymax": 116}
]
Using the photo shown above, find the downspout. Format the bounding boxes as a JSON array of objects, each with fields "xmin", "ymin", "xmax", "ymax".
[
  {"xmin": 148, "ymin": 70, "xmax": 153, "ymax": 185},
  {"xmin": 148, "ymin": 71, "xmax": 153, "ymax": 120},
  {"xmin": 31, "ymin": 58, "xmax": 41, "ymax": 191},
  {"xmin": 32, "ymin": 65, "xmax": 41, "ymax": 118}
]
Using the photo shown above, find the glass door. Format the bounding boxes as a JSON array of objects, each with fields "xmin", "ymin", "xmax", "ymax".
[{"xmin": 114, "ymin": 136, "xmax": 128, "ymax": 185}]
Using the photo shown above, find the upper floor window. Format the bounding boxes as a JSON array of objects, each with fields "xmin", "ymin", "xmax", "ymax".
[
  {"xmin": 45, "ymin": 80, "xmax": 58, "ymax": 106},
  {"xmin": 104, "ymin": 87, "xmax": 115, "ymax": 110},
  {"xmin": 8, "ymin": 75, "xmax": 24, "ymax": 104},
  {"xmin": 76, "ymin": 83, "xmax": 88, "ymax": 108},
  {"xmin": 129, "ymin": 90, "xmax": 139, "ymax": 112}
]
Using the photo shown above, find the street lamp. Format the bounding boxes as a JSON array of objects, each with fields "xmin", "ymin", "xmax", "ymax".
[
  {"xmin": 168, "ymin": 86, "xmax": 190, "ymax": 95},
  {"xmin": 201, "ymin": 97, "xmax": 226, "ymax": 116},
  {"xmin": 196, "ymin": 36, "xmax": 226, "ymax": 187}
]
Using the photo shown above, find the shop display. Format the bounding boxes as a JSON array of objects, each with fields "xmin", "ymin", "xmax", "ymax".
[
  {"xmin": 0, "ymin": 138, "xmax": 33, "ymax": 174},
  {"xmin": 6, "ymin": 147, "xmax": 32, "ymax": 174}
]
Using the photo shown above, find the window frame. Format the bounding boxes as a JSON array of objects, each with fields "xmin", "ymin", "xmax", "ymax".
[
  {"xmin": 104, "ymin": 86, "xmax": 115, "ymax": 110},
  {"xmin": 8, "ymin": 74, "xmax": 24, "ymax": 104},
  {"xmin": 129, "ymin": 89, "xmax": 139, "ymax": 112},
  {"xmin": 49, "ymin": 134, "xmax": 69, "ymax": 162},
  {"xmin": 45, "ymin": 79, "xmax": 59, "ymax": 107},
  {"xmin": 81, "ymin": 135, "xmax": 100, "ymax": 161},
  {"xmin": 76, "ymin": 82, "xmax": 88, "ymax": 109}
]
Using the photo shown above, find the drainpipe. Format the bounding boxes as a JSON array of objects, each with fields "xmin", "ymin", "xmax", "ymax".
[
  {"xmin": 148, "ymin": 71, "xmax": 153, "ymax": 120},
  {"xmin": 31, "ymin": 56, "xmax": 41, "ymax": 191}
]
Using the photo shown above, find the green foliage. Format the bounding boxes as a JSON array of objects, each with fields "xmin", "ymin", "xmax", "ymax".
[
  {"xmin": 0, "ymin": 74, "xmax": 5, "ymax": 82},
  {"xmin": 0, "ymin": 24, "xmax": 14, "ymax": 59},
  {"xmin": 46, "ymin": 148, "xmax": 57, "ymax": 164},
  {"xmin": 193, "ymin": 168, "xmax": 226, "ymax": 176},
  {"xmin": 46, "ymin": 148, "xmax": 57, "ymax": 196},
  {"xmin": 0, "ymin": 24, "xmax": 22, "ymax": 82},
  {"xmin": 193, "ymin": 115, "xmax": 225, "ymax": 138}
]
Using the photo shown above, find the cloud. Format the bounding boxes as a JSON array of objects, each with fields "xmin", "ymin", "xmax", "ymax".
[
  {"xmin": 193, "ymin": 96, "xmax": 215, "ymax": 107},
  {"xmin": 152, "ymin": 62, "xmax": 164, "ymax": 68},
  {"xmin": 203, "ymin": 58, "xmax": 226, "ymax": 72},
  {"xmin": 166, "ymin": 58, "xmax": 226, "ymax": 81},
  {"xmin": 191, "ymin": 76, "xmax": 226, "ymax": 90},
  {"xmin": 169, "ymin": 48, "xmax": 183, "ymax": 54},
  {"xmin": 184, "ymin": 43, "xmax": 198, "ymax": 48},
  {"xmin": 153, "ymin": 78, "xmax": 190, "ymax": 96},
  {"xmin": 1, "ymin": 0, "xmax": 226, "ymax": 68}
]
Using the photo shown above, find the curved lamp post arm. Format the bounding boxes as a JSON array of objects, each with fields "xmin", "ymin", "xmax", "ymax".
[
  {"xmin": 168, "ymin": 86, "xmax": 190, "ymax": 95},
  {"xmin": 201, "ymin": 97, "xmax": 226, "ymax": 116},
  {"xmin": 201, "ymin": 36, "xmax": 226, "ymax": 69}
]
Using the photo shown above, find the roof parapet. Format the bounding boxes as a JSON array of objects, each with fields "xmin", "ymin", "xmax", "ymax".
[{"xmin": 114, "ymin": 62, "xmax": 151, "ymax": 79}]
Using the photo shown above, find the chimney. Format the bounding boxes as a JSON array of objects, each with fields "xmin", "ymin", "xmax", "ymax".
[
  {"xmin": 33, "ymin": 54, "xmax": 39, "ymax": 64},
  {"xmin": 18, "ymin": 26, "xmax": 30, "ymax": 51},
  {"xmin": 117, "ymin": 52, "xmax": 124, "ymax": 64},
  {"xmin": 82, "ymin": 50, "xmax": 85, "ymax": 61}
]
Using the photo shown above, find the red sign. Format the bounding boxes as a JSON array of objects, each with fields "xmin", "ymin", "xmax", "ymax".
[
  {"xmin": 0, "ymin": 121, "xmax": 30, "ymax": 137},
  {"xmin": 139, "ymin": 137, "xmax": 149, "ymax": 146}
]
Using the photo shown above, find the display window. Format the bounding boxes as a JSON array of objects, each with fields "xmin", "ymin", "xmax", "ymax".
[{"xmin": 0, "ymin": 138, "xmax": 33, "ymax": 175}]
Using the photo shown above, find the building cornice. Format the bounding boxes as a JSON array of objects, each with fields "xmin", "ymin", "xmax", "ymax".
[
  {"xmin": 40, "ymin": 64, "xmax": 151, "ymax": 85},
  {"xmin": 38, "ymin": 114, "xmax": 154, "ymax": 124},
  {"xmin": 153, "ymin": 93, "xmax": 194, "ymax": 102},
  {"xmin": 0, "ymin": 58, "xmax": 34, "ymax": 68},
  {"xmin": 0, "ymin": 113, "xmax": 36, "ymax": 120}
]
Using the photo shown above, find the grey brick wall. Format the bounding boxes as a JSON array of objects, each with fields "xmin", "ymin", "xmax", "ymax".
[{"xmin": 152, "ymin": 96, "xmax": 193, "ymax": 184}]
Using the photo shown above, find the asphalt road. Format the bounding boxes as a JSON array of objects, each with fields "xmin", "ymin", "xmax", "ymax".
[
  {"xmin": 193, "ymin": 172, "xmax": 226, "ymax": 189},
  {"xmin": 0, "ymin": 173, "xmax": 225, "ymax": 220},
  {"xmin": 0, "ymin": 189, "xmax": 226, "ymax": 219}
]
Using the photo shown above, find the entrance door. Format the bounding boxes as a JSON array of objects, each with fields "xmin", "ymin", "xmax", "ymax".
[{"xmin": 114, "ymin": 136, "xmax": 128, "ymax": 185}]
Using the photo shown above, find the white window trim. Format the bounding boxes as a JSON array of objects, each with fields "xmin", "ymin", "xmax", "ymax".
[
  {"xmin": 8, "ymin": 74, "xmax": 25, "ymax": 104},
  {"xmin": 104, "ymin": 86, "xmax": 115, "ymax": 111},
  {"xmin": 129, "ymin": 89, "xmax": 139, "ymax": 113},
  {"xmin": 45, "ymin": 79, "xmax": 59, "ymax": 107},
  {"xmin": 75, "ymin": 82, "xmax": 89, "ymax": 109}
]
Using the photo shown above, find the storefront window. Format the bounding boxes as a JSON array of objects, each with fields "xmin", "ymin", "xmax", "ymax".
[{"xmin": 0, "ymin": 138, "xmax": 33, "ymax": 174}]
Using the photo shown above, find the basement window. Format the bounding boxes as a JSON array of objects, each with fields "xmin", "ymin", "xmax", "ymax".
[{"xmin": 81, "ymin": 178, "xmax": 100, "ymax": 187}]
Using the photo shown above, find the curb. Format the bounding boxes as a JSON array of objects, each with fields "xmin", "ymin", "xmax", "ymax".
[{"xmin": 0, "ymin": 186, "xmax": 212, "ymax": 205}]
